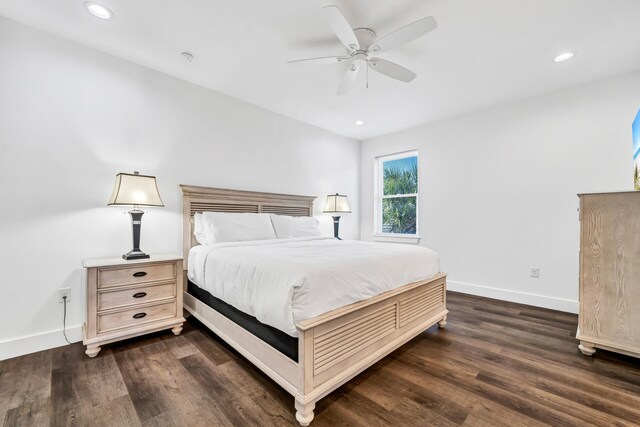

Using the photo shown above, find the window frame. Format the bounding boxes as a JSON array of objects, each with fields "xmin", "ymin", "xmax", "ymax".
[{"xmin": 373, "ymin": 150, "xmax": 421, "ymax": 244}]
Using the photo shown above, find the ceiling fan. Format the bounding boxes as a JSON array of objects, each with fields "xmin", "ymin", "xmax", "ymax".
[{"xmin": 288, "ymin": 5, "xmax": 437, "ymax": 95}]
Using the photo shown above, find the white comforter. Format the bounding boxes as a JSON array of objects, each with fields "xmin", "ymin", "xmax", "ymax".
[{"xmin": 188, "ymin": 237, "xmax": 439, "ymax": 336}]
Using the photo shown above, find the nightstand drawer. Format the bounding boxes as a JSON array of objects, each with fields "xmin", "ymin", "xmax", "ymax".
[
  {"xmin": 98, "ymin": 282, "xmax": 176, "ymax": 311},
  {"xmin": 98, "ymin": 263, "xmax": 176, "ymax": 288},
  {"xmin": 98, "ymin": 301, "xmax": 177, "ymax": 334}
]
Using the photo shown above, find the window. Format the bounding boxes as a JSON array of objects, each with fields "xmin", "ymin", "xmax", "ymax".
[{"xmin": 375, "ymin": 151, "xmax": 419, "ymax": 239}]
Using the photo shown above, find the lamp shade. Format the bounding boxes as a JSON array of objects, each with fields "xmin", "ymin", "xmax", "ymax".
[
  {"xmin": 323, "ymin": 193, "xmax": 351, "ymax": 213},
  {"xmin": 107, "ymin": 172, "xmax": 164, "ymax": 207}
]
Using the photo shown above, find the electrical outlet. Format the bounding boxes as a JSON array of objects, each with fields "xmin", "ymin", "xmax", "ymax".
[
  {"xmin": 530, "ymin": 267, "xmax": 540, "ymax": 278},
  {"xmin": 58, "ymin": 288, "xmax": 71, "ymax": 303}
]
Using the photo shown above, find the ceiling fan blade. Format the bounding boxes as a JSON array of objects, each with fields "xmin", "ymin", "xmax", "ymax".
[
  {"xmin": 368, "ymin": 58, "xmax": 416, "ymax": 82},
  {"xmin": 323, "ymin": 5, "xmax": 360, "ymax": 52},
  {"xmin": 370, "ymin": 16, "xmax": 437, "ymax": 54},
  {"xmin": 287, "ymin": 56, "xmax": 350, "ymax": 66},
  {"xmin": 337, "ymin": 63, "xmax": 360, "ymax": 95}
]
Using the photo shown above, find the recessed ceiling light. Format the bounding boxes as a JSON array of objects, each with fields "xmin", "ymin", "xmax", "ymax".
[
  {"xmin": 84, "ymin": 2, "xmax": 113, "ymax": 19},
  {"xmin": 354, "ymin": 120, "xmax": 365, "ymax": 126},
  {"xmin": 553, "ymin": 52, "xmax": 575, "ymax": 63}
]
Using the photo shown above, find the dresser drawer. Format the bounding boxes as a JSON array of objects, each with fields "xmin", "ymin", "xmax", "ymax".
[
  {"xmin": 98, "ymin": 263, "xmax": 175, "ymax": 288},
  {"xmin": 98, "ymin": 282, "xmax": 176, "ymax": 311},
  {"xmin": 97, "ymin": 301, "xmax": 177, "ymax": 334}
]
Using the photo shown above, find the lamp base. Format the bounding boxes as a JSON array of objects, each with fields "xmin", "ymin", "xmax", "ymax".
[
  {"xmin": 332, "ymin": 216, "xmax": 342, "ymax": 240},
  {"xmin": 123, "ymin": 249, "xmax": 150, "ymax": 260},
  {"xmin": 123, "ymin": 209, "xmax": 150, "ymax": 260}
]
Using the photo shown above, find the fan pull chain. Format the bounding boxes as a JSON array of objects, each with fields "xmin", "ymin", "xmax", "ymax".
[{"xmin": 366, "ymin": 61, "xmax": 369, "ymax": 89}]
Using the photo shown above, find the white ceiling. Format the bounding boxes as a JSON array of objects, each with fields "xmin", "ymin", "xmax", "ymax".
[{"xmin": 1, "ymin": 0, "xmax": 640, "ymax": 140}]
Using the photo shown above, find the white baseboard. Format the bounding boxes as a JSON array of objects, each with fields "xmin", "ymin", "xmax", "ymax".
[
  {"xmin": 0, "ymin": 324, "xmax": 83, "ymax": 361},
  {"xmin": 447, "ymin": 280, "xmax": 579, "ymax": 314},
  {"xmin": 0, "ymin": 281, "xmax": 578, "ymax": 361}
]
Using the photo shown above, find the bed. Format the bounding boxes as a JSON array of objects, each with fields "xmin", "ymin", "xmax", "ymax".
[{"xmin": 180, "ymin": 185, "xmax": 448, "ymax": 425}]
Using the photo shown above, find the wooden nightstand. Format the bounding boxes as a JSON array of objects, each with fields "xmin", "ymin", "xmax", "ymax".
[{"xmin": 82, "ymin": 254, "xmax": 185, "ymax": 357}]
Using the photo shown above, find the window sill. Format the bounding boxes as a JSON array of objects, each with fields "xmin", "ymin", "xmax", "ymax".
[{"xmin": 372, "ymin": 233, "xmax": 421, "ymax": 244}]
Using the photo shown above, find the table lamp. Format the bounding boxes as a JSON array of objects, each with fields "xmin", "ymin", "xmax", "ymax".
[
  {"xmin": 108, "ymin": 171, "xmax": 164, "ymax": 260},
  {"xmin": 323, "ymin": 193, "xmax": 350, "ymax": 239}
]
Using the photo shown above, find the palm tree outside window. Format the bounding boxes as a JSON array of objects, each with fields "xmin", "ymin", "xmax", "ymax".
[{"xmin": 375, "ymin": 151, "xmax": 418, "ymax": 235}]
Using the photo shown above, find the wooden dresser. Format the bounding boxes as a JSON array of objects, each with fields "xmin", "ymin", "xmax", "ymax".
[
  {"xmin": 577, "ymin": 191, "xmax": 640, "ymax": 358},
  {"xmin": 82, "ymin": 255, "xmax": 185, "ymax": 357}
]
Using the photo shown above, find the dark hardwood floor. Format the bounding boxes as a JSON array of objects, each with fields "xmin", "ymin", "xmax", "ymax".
[{"xmin": 2, "ymin": 292, "xmax": 640, "ymax": 426}]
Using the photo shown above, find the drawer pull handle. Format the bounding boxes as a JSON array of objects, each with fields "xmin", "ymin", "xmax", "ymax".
[
  {"xmin": 132, "ymin": 292, "xmax": 147, "ymax": 298},
  {"xmin": 133, "ymin": 312, "xmax": 147, "ymax": 319},
  {"xmin": 133, "ymin": 272, "xmax": 147, "ymax": 278}
]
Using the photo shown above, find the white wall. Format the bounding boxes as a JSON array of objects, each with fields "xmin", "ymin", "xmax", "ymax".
[
  {"xmin": 0, "ymin": 17, "xmax": 360, "ymax": 360},
  {"xmin": 361, "ymin": 71, "xmax": 640, "ymax": 312}
]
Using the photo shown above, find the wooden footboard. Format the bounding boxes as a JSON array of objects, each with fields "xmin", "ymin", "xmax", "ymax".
[
  {"xmin": 294, "ymin": 273, "xmax": 447, "ymax": 424},
  {"xmin": 301, "ymin": 274, "xmax": 445, "ymax": 389}
]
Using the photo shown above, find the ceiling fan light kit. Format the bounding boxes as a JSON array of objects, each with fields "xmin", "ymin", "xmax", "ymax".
[{"xmin": 288, "ymin": 5, "xmax": 437, "ymax": 95}]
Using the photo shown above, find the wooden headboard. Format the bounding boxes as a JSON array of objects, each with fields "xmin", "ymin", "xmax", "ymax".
[{"xmin": 180, "ymin": 185, "xmax": 315, "ymax": 270}]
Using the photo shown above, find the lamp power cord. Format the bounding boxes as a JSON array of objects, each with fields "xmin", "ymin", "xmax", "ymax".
[{"xmin": 62, "ymin": 295, "xmax": 71, "ymax": 344}]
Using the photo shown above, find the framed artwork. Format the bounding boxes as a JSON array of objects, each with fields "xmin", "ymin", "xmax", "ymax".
[{"xmin": 634, "ymin": 109, "xmax": 640, "ymax": 191}]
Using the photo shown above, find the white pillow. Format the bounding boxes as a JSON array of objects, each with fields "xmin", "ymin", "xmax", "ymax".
[
  {"xmin": 270, "ymin": 214, "xmax": 322, "ymax": 239},
  {"xmin": 193, "ymin": 213, "xmax": 209, "ymax": 245},
  {"xmin": 202, "ymin": 212, "xmax": 277, "ymax": 244}
]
